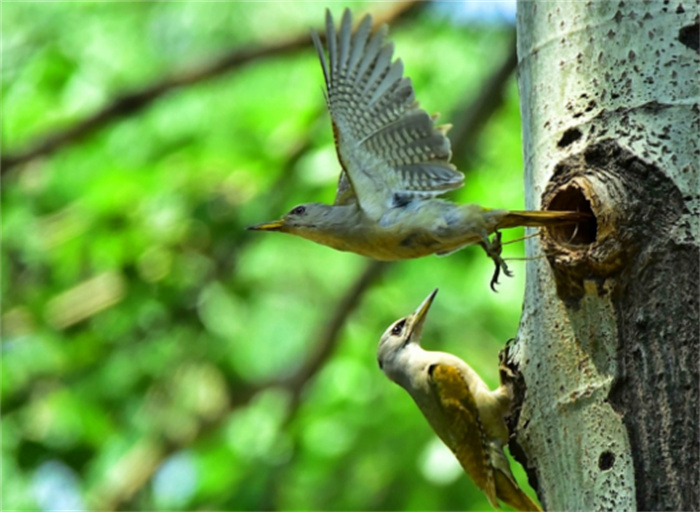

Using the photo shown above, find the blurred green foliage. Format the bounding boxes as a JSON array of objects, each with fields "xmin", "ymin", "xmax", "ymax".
[{"xmin": 2, "ymin": 2, "xmax": 537, "ymax": 510}]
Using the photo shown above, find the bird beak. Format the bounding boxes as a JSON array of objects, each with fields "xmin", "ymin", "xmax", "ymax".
[
  {"xmin": 246, "ymin": 219, "xmax": 285, "ymax": 231},
  {"xmin": 407, "ymin": 288, "xmax": 438, "ymax": 341}
]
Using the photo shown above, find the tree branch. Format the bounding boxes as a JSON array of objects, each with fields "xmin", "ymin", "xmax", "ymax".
[
  {"xmin": 92, "ymin": 260, "xmax": 390, "ymax": 511},
  {"xmin": 284, "ymin": 260, "xmax": 389, "ymax": 395},
  {"xmin": 450, "ymin": 31, "xmax": 517, "ymax": 167},
  {"xmin": 0, "ymin": 1, "xmax": 421, "ymax": 175}
]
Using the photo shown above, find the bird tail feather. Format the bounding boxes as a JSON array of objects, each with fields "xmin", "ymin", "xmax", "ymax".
[
  {"xmin": 494, "ymin": 470, "xmax": 543, "ymax": 512},
  {"xmin": 497, "ymin": 210, "xmax": 589, "ymax": 229}
]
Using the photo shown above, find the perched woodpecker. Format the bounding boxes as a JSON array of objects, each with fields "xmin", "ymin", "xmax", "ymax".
[
  {"xmin": 248, "ymin": 8, "xmax": 587, "ymax": 289},
  {"xmin": 378, "ymin": 289, "xmax": 542, "ymax": 511}
]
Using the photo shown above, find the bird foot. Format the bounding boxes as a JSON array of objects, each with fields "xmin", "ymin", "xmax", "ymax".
[{"xmin": 480, "ymin": 231, "xmax": 513, "ymax": 292}]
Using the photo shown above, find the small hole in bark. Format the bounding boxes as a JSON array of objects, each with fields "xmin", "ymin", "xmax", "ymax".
[
  {"xmin": 678, "ymin": 22, "xmax": 700, "ymax": 52},
  {"xmin": 558, "ymin": 127, "xmax": 582, "ymax": 148},
  {"xmin": 545, "ymin": 185, "xmax": 597, "ymax": 245},
  {"xmin": 599, "ymin": 451, "xmax": 615, "ymax": 470}
]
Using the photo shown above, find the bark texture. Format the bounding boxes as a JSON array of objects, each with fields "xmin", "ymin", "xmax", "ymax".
[{"xmin": 505, "ymin": 2, "xmax": 699, "ymax": 511}]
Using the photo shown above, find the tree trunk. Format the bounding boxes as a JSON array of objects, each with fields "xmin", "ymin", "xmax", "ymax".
[{"xmin": 504, "ymin": 2, "xmax": 699, "ymax": 511}]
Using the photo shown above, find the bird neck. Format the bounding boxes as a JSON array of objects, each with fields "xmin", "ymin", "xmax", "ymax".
[
  {"xmin": 381, "ymin": 342, "xmax": 427, "ymax": 389},
  {"xmin": 294, "ymin": 205, "xmax": 367, "ymax": 252}
]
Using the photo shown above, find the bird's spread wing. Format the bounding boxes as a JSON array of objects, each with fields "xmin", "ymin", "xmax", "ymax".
[
  {"xmin": 312, "ymin": 8, "xmax": 464, "ymax": 220},
  {"xmin": 428, "ymin": 363, "xmax": 498, "ymax": 508}
]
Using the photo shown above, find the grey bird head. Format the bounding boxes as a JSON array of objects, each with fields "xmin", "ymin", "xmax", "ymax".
[
  {"xmin": 378, "ymin": 288, "xmax": 438, "ymax": 382},
  {"xmin": 247, "ymin": 203, "xmax": 336, "ymax": 237}
]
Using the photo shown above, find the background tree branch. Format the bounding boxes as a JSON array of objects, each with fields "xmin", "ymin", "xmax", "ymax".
[
  {"xmin": 89, "ymin": 260, "xmax": 389, "ymax": 511},
  {"xmin": 0, "ymin": 1, "xmax": 421, "ymax": 175},
  {"xmin": 450, "ymin": 31, "xmax": 517, "ymax": 166}
]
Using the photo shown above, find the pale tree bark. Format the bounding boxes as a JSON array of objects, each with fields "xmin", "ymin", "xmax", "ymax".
[{"xmin": 502, "ymin": 2, "xmax": 699, "ymax": 511}]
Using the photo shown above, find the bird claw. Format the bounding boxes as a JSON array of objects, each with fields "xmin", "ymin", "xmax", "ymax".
[{"xmin": 481, "ymin": 231, "xmax": 513, "ymax": 292}]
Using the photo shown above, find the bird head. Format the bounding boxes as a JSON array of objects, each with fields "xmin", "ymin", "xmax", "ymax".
[
  {"xmin": 378, "ymin": 289, "xmax": 438, "ymax": 379},
  {"xmin": 247, "ymin": 203, "xmax": 335, "ymax": 238}
]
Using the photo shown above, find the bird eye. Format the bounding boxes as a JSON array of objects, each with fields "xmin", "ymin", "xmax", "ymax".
[
  {"xmin": 391, "ymin": 319, "xmax": 406, "ymax": 336},
  {"xmin": 289, "ymin": 206, "xmax": 306, "ymax": 215}
]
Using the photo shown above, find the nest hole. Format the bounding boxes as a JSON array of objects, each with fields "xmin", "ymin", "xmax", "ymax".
[
  {"xmin": 546, "ymin": 185, "xmax": 597, "ymax": 245},
  {"xmin": 599, "ymin": 451, "xmax": 616, "ymax": 471}
]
